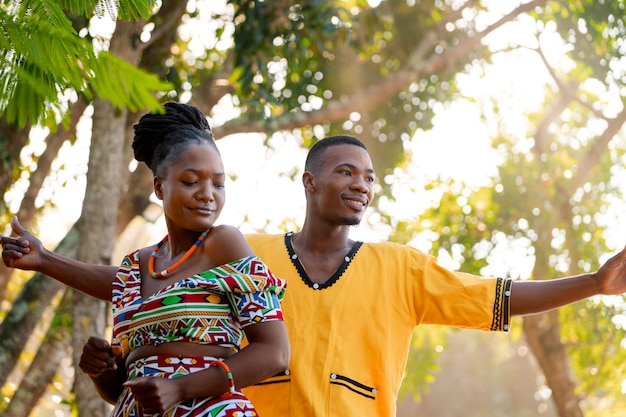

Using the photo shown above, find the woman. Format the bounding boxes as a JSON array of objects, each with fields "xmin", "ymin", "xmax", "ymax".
[{"xmin": 4, "ymin": 102, "xmax": 289, "ymax": 416}]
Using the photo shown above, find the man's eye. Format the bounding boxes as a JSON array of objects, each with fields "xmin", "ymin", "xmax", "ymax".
[{"xmin": 182, "ymin": 181, "xmax": 196, "ymax": 186}]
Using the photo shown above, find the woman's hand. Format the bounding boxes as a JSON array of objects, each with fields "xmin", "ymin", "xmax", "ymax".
[
  {"xmin": 78, "ymin": 336, "xmax": 127, "ymax": 404},
  {"xmin": 124, "ymin": 376, "xmax": 184, "ymax": 414},
  {"xmin": 0, "ymin": 216, "xmax": 43, "ymax": 270},
  {"xmin": 1, "ymin": 216, "xmax": 118, "ymax": 301},
  {"xmin": 79, "ymin": 336, "xmax": 123, "ymax": 378}
]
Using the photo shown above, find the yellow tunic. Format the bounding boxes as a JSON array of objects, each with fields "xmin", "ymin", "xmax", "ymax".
[{"xmin": 243, "ymin": 233, "xmax": 511, "ymax": 417}]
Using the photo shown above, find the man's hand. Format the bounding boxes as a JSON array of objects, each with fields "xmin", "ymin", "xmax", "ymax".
[{"xmin": 595, "ymin": 245, "xmax": 626, "ymax": 295}]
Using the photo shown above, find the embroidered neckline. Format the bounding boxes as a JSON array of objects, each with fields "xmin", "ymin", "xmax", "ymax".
[{"xmin": 284, "ymin": 231, "xmax": 362, "ymax": 290}]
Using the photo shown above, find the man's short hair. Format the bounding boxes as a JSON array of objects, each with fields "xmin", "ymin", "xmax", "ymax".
[{"xmin": 305, "ymin": 135, "xmax": 368, "ymax": 174}]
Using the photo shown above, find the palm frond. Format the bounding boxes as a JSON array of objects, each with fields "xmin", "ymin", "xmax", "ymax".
[
  {"xmin": 54, "ymin": 0, "xmax": 158, "ymax": 20},
  {"xmin": 0, "ymin": 2, "xmax": 169, "ymax": 128}
]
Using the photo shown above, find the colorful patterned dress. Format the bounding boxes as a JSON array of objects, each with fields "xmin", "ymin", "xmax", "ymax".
[{"xmin": 111, "ymin": 251, "xmax": 286, "ymax": 417}]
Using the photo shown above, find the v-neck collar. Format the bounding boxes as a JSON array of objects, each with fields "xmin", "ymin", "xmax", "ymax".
[{"xmin": 284, "ymin": 231, "xmax": 362, "ymax": 290}]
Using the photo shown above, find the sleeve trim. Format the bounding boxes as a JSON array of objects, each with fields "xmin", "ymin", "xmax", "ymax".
[{"xmin": 491, "ymin": 277, "xmax": 513, "ymax": 331}]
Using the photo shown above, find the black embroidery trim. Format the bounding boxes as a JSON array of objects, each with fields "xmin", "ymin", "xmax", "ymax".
[
  {"xmin": 329, "ymin": 374, "xmax": 376, "ymax": 400},
  {"xmin": 252, "ymin": 370, "xmax": 291, "ymax": 386},
  {"xmin": 502, "ymin": 278, "xmax": 512, "ymax": 331},
  {"xmin": 255, "ymin": 378, "xmax": 291, "ymax": 386},
  {"xmin": 330, "ymin": 381, "xmax": 376, "ymax": 400},
  {"xmin": 284, "ymin": 232, "xmax": 362, "ymax": 290},
  {"xmin": 491, "ymin": 277, "xmax": 513, "ymax": 331}
]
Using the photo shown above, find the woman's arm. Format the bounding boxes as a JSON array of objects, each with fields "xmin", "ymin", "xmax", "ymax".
[
  {"xmin": 182, "ymin": 321, "xmax": 290, "ymax": 398},
  {"xmin": 79, "ymin": 336, "xmax": 127, "ymax": 404},
  {"xmin": 1, "ymin": 216, "xmax": 116, "ymax": 301},
  {"xmin": 123, "ymin": 321, "xmax": 290, "ymax": 414},
  {"xmin": 218, "ymin": 321, "xmax": 290, "ymax": 391},
  {"xmin": 510, "ymin": 245, "xmax": 626, "ymax": 316}
]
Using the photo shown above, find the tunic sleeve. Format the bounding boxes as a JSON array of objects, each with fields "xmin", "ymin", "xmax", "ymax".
[{"xmin": 410, "ymin": 248, "xmax": 512, "ymax": 331}]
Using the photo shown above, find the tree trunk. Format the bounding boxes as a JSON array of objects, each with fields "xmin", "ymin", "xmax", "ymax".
[
  {"xmin": 72, "ymin": 292, "xmax": 109, "ymax": 417},
  {"xmin": 0, "ymin": 225, "xmax": 77, "ymax": 388},
  {"xmin": 0, "ymin": 119, "xmax": 30, "ymax": 201},
  {"xmin": 0, "ymin": 98, "xmax": 90, "ymax": 304},
  {"xmin": 521, "ymin": 167, "xmax": 583, "ymax": 416},
  {"xmin": 71, "ymin": 95, "xmax": 128, "ymax": 417},
  {"xmin": 69, "ymin": 14, "xmax": 148, "ymax": 415},
  {"xmin": 1, "ymin": 290, "xmax": 73, "ymax": 417},
  {"xmin": 523, "ymin": 313, "xmax": 582, "ymax": 417},
  {"xmin": 0, "ymin": 172, "xmax": 156, "ymax": 408},
  {"xmin": 0, "ymin": 121, "xmax": 32, "ymax": 302},
  {"xmin": 520, "ymin": 84, "xmax": 626, "ymax": 416},
  {"xmin": 0, "ymin": 169, "xmax": 159, "ymax": 389}
]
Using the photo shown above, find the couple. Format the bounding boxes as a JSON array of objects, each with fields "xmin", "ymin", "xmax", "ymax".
[{"xmin": 3, "ymin": 102, "xmax": 626, "ymax": 417}]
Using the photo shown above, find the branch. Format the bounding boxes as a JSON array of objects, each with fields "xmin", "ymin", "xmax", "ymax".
[
  {"xmin": 571, "ymin": 106, "xmax": 626, "ymax": 192},
  {"xmin": 17, "ymin": 98, "xmax": 89, "ymax": 227},
  {"xmin": 213, "ymin": 0, "xmax": 549, "ymax": 139},
  {"xmin": 142, "ymin": 0, "xmax": 190, "ymax": 51}
]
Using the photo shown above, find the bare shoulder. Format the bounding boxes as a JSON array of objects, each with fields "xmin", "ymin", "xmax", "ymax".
[
  {"xmin": 205, "ymin": 224, "xmax": 254, "ymax": 263},
  {"xmin": 209, "ymin": 224, "xmax": 247, "ymax": 242}
]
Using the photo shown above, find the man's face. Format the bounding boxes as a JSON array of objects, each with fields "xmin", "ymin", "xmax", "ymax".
[{"xmin": 308, "ymin": 144, "xmax": 375, "ymax": 226}]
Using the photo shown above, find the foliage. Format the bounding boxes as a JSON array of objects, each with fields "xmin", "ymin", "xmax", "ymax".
[
  {"xmin": 226, "ymin": 0, "xmax": 478, "ymax": 133},
  {"xmin": 229, "ymin": 0, "xmax": 352, "ymax": 116},
  {"xmin": 532, "ymin": 0, "xmax": 626, "ymax": 87},
  {"xmin": 343, "ymin": 0, "xmax": 626, "ymax": 411},
  {"xmin": 0, "ymin": 0, "xmax": 170, "ymax": 128},
  {"xmin": 560, "ymin": 301, "xmax": 626, "ymax": 412},
  {"xmin": 172, "ymin": 0, "xmax": 480, "ymax": 187},
  {"xmin": 398, "ymin": 325, "xmax": 447, "ymax": 401}
]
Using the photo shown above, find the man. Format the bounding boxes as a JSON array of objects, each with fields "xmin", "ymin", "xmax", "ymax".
[{"xmin": 3, "ymin": 135, "xmax": 626, "ymax": 416}]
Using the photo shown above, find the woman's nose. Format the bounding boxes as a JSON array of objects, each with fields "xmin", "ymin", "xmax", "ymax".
[{"xmin": 196, "ymin": 183, "xmax": 215, "ymax": 202}]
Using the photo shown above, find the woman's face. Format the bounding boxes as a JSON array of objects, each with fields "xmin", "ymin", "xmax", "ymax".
[{"xmin": 154, "ymin": 143, "xmax": 225, "ymax": 232}]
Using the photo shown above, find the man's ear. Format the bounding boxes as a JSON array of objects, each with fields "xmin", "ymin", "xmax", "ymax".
[
  {"xmin": 154, "ymin": 177, "xmax": 163, "ymax": 200},
  {"xmin": 302, "ymin": 172, "xmax": 315, "ymax": 193}
]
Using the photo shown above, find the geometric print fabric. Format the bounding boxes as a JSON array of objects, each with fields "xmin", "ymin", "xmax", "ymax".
[
  {"xmin": 112, "ymin": 252, "xmax": 286, "ymax": 356},
  {"xmin": 111, "ymin": 355, "xmax": 258, "ymax": 417}
]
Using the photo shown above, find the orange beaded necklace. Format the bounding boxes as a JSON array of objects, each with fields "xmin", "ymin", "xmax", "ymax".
[{"xmin": 148, "ymin": 228, "xmax": 211, "ymax": 279}]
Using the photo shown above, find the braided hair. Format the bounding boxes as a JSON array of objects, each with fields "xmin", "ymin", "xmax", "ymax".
[
  {"xmin": 132, "ymin": 102, "xmax": 218, "ymax": 178},
  {"xmin": 304, "ymin": 135, "xmax": 367, "ymax": 174}
]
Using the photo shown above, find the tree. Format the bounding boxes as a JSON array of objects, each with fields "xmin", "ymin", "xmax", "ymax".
[
  {"xmin": 393, "ymin": 2, "xmax": 626, "ymax": 414},
  {"xmin": 1, "ymin": 1, "xmax": 170, "ymax": 416},
  {"xmin": 1, "ymin": 1, "xmax": 625, "ymax": 416}
]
